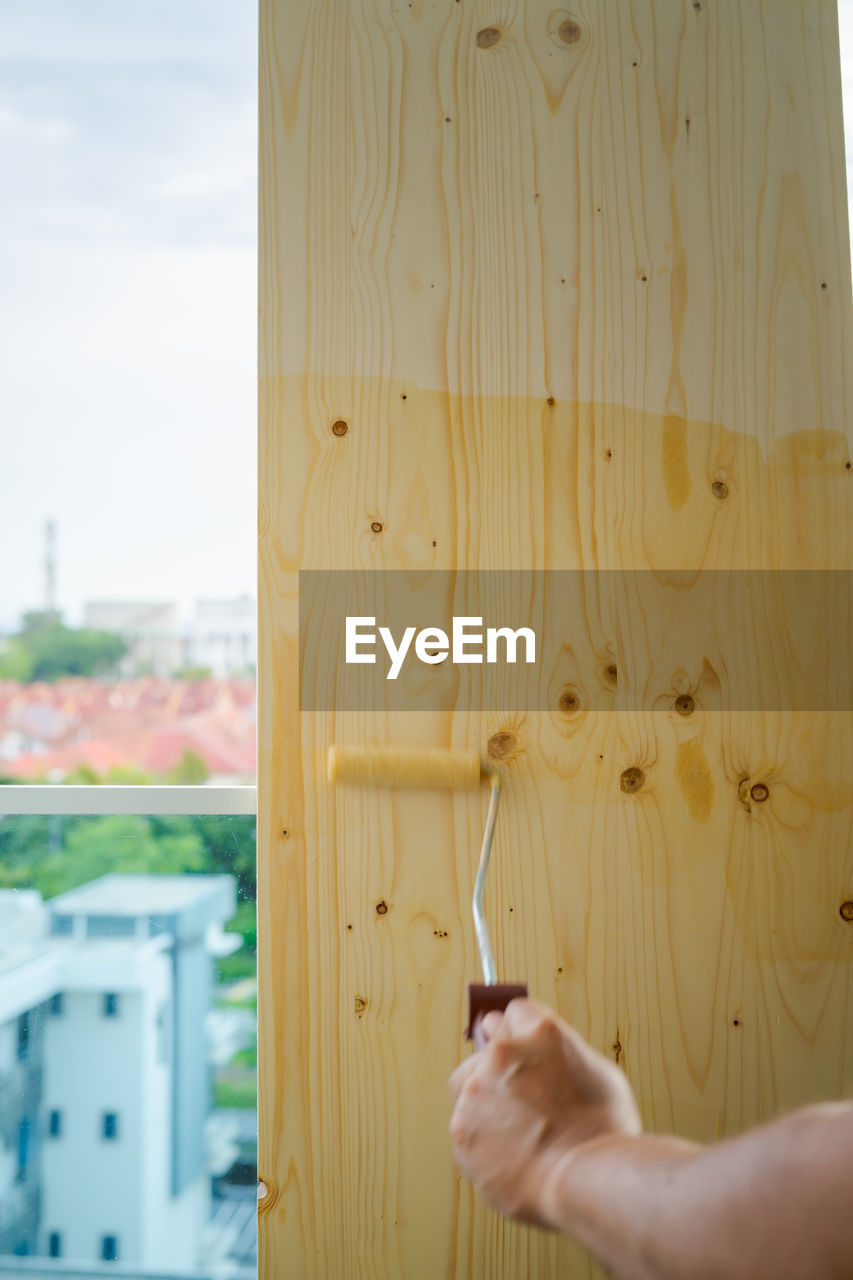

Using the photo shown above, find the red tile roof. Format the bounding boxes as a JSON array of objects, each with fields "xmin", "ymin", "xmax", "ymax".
[{"xmin": 0, "ymin": 676, "xmax": 256, "ymax": 781}]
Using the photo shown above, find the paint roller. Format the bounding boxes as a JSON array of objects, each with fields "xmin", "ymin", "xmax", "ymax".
[{"xmin": 328, "ymin": 745, "xmax": 528, "ymax": 1048}]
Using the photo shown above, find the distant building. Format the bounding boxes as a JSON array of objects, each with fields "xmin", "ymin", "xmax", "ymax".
[
  {"xmin": 82, "ymin": 598, "xmax": 256, "ymax": 680},
  {"xmin": 0, "ymin": 875, "xmax": 237, "ymax": 1270},
  {"xmin": 83, "ymin": 603, "xmax": 182, "ymax": 679},
  {"xmin": 182, "ymin": 598, "xmax": 256, "ymax": 678}
]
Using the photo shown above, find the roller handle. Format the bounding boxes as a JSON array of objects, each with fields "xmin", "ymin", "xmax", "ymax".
[
  {"xmin": 466, "ymin": 982, "xmax": 528, "ymax": 1050},
  {"xmin": 328, "ymin": 745, "xmax": 485, "ymax": 791}
]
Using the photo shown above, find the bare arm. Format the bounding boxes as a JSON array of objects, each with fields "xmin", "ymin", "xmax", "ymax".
[{"xmin": 449, "ymin": 999, "xmax": 853, "ymax": 1280}]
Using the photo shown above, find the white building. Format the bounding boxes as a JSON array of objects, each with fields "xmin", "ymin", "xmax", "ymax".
[
  {"xmin": 0, "ymin": 875, "xmax": 237, "ymax": 1271},
  {"xmin": 81, "ymin": 597, "xmax": 257, "ymax": 679},
  {"xmin": 83, "ymin": 603, "xmax": 183, "ymax": 679},
  {"xmin": 181, "ymin": 599, "xmax": 256, "ymax": 678}
]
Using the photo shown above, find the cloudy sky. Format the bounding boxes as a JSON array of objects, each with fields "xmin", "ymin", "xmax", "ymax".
[
  {"xmin": 0, "ymin": 1, "xmax": 256, "ymax": 630},
  {"xmin": 0, "ymin": 3, "xmax": 852, "ymax": 632}
]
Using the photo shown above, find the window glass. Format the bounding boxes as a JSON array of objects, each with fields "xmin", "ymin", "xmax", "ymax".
[
  {"xmin": 0, "ymin": 813, "xmax": 257, "ymax": 1276},
  {"xmin": 0, "ymin": 1, "xmax": 257, "ymax": 785}
]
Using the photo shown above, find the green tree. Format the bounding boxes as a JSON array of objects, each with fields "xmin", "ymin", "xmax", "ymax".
[
  {"xmin": 166, "ymin": 749, "xmax": 209, "ymax": 785},
  {"xmin": 0, "ymin": 637, "xmax": 34, "ymax": 680},
  {"xmin": 62, "ymin": 765, "xmax": 103, "ymax": 786},
  {"xmin": 183, "ymin": 815, "xmax": 256, "ymax": 903},
  {"xmin": 29, "ymin": 814, "xmax": 209, "ymax": 899},
  {"xmin": 8, "ymin": 613, "xmax": 127, "ymax": 682}
]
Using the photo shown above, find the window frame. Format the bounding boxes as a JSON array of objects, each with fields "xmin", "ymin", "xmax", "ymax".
[{"xmin": 0, "ymin": 785, "xmax": 256, "ymax": 817}]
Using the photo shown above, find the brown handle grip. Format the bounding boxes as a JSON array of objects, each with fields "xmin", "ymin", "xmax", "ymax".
[{"xmin": 466, "ymin": 982, "xmax": 528, "ymax": 1047}]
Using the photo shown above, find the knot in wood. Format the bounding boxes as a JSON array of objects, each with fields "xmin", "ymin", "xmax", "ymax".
[
  {"xmin": 558, "ymin": 688, "xmax": 581, "ymax": 715},
  {"xmin": 370, "ymin": 520, "xmax": 384, "ymax": 533},
  {"xmin": 476, "ymin": 26, "xmax": 501, "ymax": 48},
  {"xmin": 331, "ymin": 419, "xmax": 348, "ymax": 436},
  {"xmin": 558, "ymin": 18, "xmax": 582, "ymax": 43},
  {"xmin": 840, "ymin": 901, "xmax": 853, "ymax": 922},
  {"xmin": 487, "ymin": 731, "xmax": 516, "ymax": 760},
  {"xmin": 375, "ymin": 899, "xmax": 389, "ymax": 916},
  {"xmin": 620, "ymin": 766, "xmax": 645, "ymax": 794},
  {"xmin": 750, "ymin": 782, "xmax": 769, "ymax": 803},
  {"xmin": 674, "ymin": 694, "xmax": 695, "ymax": 717},
  {"xmin": 711, "ymin": 480, "xmax": 729, "ymax": 499}
]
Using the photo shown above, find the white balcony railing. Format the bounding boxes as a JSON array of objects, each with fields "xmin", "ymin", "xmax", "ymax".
[{"xmin": 0, "ymin": 787, "xmax": 257, "ymax": 817}]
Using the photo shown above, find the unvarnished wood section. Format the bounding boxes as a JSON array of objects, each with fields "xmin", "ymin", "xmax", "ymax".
[{"xmin": 259, "ymin": 3, "xmax": 853, "ymax": 1277}]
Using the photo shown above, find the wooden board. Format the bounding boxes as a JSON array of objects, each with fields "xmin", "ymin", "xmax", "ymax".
[{"xmin": 258, "ymin": 1, "xmax": 853, "ymax": 1275}]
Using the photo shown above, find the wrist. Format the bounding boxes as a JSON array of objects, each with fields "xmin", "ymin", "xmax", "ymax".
[{"xmin": 537, "ymin": 1133, "xmax": 624, "ymax": 1232}]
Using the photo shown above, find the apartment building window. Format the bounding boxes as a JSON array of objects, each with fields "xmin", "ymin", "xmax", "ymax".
[
  {"xmin": 16, "ymin": 1118, "xmax": 30, "ymax": 1183},
  {"xmin": 48, "ymin": 1232, "xmax": 62, "ymax": 1258},
  {"xmin": 101, "ymin": 1235, "xmax": 119, "ymax": 1262},
  {"xmin": 16, "ymin": 1011, "xmax": 31, "ymax": 1061},
  {"xmin": 102, "ymin": 993, "xmax": 120, "ymax": 1018},
  {"xmin": 50, "ymin": 993, "xmax": 64, "ymax": 1016},
  {"xmin": 102, "ymin": 1112, "xmax": 119, "ymax": 1141},
  {"xmin": 48, "ymin": 1109, "xmax": 62, "ymax": 1138}
]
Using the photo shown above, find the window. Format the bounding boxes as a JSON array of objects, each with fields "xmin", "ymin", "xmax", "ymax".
[
  {"xmin": 16, "ymin": 1011, "xmax": 31, "ymax": 1061},
  {"xmin": 50, "ymin": 992, "xmax": 64, "ymax": 1016},
  {"xmin": 102, "ymin": 993, "xmax": 120, "ymax": 1018},
  {"xmin": 102, "ymin": 1112, "xmax": 119, "ymax": 1141},
  {"xmin": 16, "ymin": 1118, "xmax": 30, "ymax": 1183},
  {"xmin": 88, "ymin": 916, "xmax": 136, "ymax": 939},
  {"xmin": 101, "ymin": 1236, "xmax": 119, "ymax": 1262},
  {"xmin": 48, "ymin": 1109, "xmax": 62, "ymax": 1139},
  {"xmin": 48, "ymin": 1233, "xmax": 62, "ymax": 1258},
  {"xmin": 0, "ymin": 1, "xmax": 258, "ymax": 1273}
]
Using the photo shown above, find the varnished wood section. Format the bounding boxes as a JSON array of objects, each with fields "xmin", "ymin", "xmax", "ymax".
[{"xmin": 259, "ymin": 3, "xmax": 853, "ymax": 1276}]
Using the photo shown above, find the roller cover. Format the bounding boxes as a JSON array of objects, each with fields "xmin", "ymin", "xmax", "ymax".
[{"xmin": 327, "ymin": 745, "xmax": 483, "ymax": 791}]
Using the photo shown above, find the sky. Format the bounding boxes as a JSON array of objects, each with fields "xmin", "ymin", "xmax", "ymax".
[
  {"xmin": 0, "ymin": 1, "xmax": 256, "ymax": 630},
  {"xmin": 0, "ymin": 3, "xmax": 851, "ymax": 633}
]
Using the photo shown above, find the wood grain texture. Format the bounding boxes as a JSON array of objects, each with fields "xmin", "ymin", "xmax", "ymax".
[{"xmin": 259, "ymin": 2, "xmax": 853, "ymax": 1276}]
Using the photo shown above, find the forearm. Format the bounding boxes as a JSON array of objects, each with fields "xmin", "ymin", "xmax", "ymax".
[{"xmin": 542, "ymin": 1104, "xmax": 853, "ymax": 1280}]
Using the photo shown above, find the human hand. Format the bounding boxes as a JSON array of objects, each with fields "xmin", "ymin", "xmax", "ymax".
[{"xmin": 448, "ymin": 998, "xmax": 642, "ymax": 1227}]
